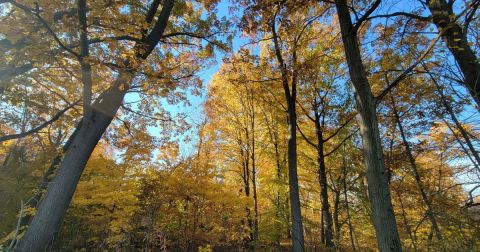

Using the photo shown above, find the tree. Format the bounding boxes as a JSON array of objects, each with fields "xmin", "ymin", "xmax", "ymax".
[
  {"xmin": 333, "ymin": 0, "xmax": 403, "ymax": 250},
  {"xmin": 0, "ymin": 0, "xmax": 229, "ymax": 249}
]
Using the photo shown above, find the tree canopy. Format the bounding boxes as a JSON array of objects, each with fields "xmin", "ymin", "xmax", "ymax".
[{"xmin": 1, "ymin": 0, "xmax": 480, "ymax": 251}]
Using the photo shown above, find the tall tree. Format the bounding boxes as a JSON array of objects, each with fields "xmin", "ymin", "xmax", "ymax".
[
  {"xmin": 333, "ymin": 0, "xmax": 403, "ymax": 250},
  {"xmin": 1, "ymin": 0, "xmax": 229, "ymax": 249}
]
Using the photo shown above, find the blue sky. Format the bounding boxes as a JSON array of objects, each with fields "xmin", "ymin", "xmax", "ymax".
[{"xmin": 123, "ymin": 0, "xmax": 247, "ymax": 159}]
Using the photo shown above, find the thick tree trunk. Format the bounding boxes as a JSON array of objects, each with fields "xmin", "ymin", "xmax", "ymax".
[
  {"xmin": 334, "ymin": 1, "xmax": 402, "ymax": 251},
  {"xmin": 314, "ymin": 111, "xmax": 334, "ymax": 248},
  {"xmin": 17, "ymin": 121, "xmax": 82, "ymax": 229},
  {"xmin": 15, "ymin": 73, "xmax": 132, "ymax": 251},
  {"xmin": 427, "ymin": 0, "xmax": 480, "ymax": 107},
  {"xmin": 391, "ymin": 95, "xmax": 443, "ymax": 240},
  {"xmin": 14, "ymin": 0, "xmax": 176, "ymax": 248}
]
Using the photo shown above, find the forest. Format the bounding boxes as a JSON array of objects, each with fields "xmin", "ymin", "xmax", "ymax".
[{"xmin": 0, "ymin": 0, "xmax": 480, "ymax": 251}]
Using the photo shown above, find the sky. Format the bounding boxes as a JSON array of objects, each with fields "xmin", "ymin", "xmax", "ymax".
[
  {"xmin": 143, "ymin": 0, "xmax": 428, "ymax": 156},
  {"xmin": 122, "ymin": 0, "xmax": 248, "ymax": 159}
]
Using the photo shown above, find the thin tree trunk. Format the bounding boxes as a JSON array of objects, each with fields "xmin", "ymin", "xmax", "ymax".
[
  {"xmin": 334, "ymin": 1, "xmax": 402, "ymax": 251},
  {"xmin": 342, "ymin": 147, "xmax": 357, "ymax": 252},
  {"xmin": 390, "ymin": 95, "xmax": 443, "ymax": 240},
  {"xmin": 264, "ymin": 109, "xmax": 283, "ymax": 249},
  {"xmin": 395, "ymin": 190, "xmax": 417, "ymax": 251},
  {"xmin": 314, "ymin": 109, "xmax": 334, "ymax": 248},
  {"xmin": 427, "ymin": 0, "xmax": 480, "ymax": 107},
  {"xmin": 428, "ymin": 70, "xmax": 480, "ymax": 173},
  {"xmin": 333, "ymin": 187, "xmax": 341, "ymax": 244},
  {"xmin": 77, "ymin": 0, "xmax": 92, "ymax": 117},
  {"xmin": 271, "ymin": 17, "xmax": 305, "ymax": 252},
  {"xmin": 250, "ymin": 87, "xmax": 259, "ymax": 247}
]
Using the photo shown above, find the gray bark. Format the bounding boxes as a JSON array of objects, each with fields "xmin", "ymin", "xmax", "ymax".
[
  {"xmin": 286, "ymin": 100, "xmax": 304, "ymax": 252},
  {"xmin": 77, "ymin": 0, "xmax": 93, "ymax": 117},
  {"xmin": 334, "ymin": 1, "xmax": 402, "ymax": 251},
  {"xmin": 271, "ymin": 16, "xmax": 305, "ymax": 252},
  {"xmin": 15, "ymin": 0, "xmax": 175, "ymax": 250},
  {"xmin": 15, "ymin": 73, "xmax": 132, "ymax": 251}
]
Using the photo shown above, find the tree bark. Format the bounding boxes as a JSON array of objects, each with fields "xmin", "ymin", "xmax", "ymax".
[
  {"xmin": 15, "ymin": 73, "xmax": 132, "ymax": 251},
  {"xmin": 15, "ymin": 0, "xmax": 175, "ymax": 249},
  {"xmin": 250, "ymin": 88, "xmax": 259, "ymax": 246},
  {"xmin": 342, "ymin": 147, "xmax": 357, "ymax": 251},
  {"xmin": 286, "ymin": 99, "xmax": 305, "ymax": 252},
  {"xmin": 427, "ymin": 0, "xmax": 480, "ymax": 107},
  {"xmin": 271, "ymin": 16, "xmax": 305, "ymax": 252},
  {"xmin": 314, "ymin": 108, "xmax": 334, "ymax": 248},
  {"xmin": 77, "ymin": 0, "xmax": 92, "ymax": 117},
  {"xmin": 334, "ymin": 1, "xmax": 402, "ymax": 251}
]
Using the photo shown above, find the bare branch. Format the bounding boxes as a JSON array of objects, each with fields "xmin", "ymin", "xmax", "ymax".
[
  {"xmin": 353, "ymin": 0, "xmax": 381, "ymax": 33},
  {"xmin": 364, "ymin": 12, "xmax": 431, "ymax": 22},
  {"xmin": 324, "ymin": 130, "xmax": 358, "ymax": 157},
  {"xmin": 296, "ymin": 122, "xmax": 318, "ymax": 148},
  {"xmin": 324, "ymin": 114, "xmax": 355, "ymax": 142}
]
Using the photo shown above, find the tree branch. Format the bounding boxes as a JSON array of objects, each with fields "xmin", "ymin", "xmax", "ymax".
[
  {"xmin": 364, "ymin": 12, "xmax": 431, "ymax": 22},
  {"xmin": 353, "ymin": 0, "xmax": 381, "ymax": 33},
  {"xmin": 296, "ymin": 122, "xmax": 318, "ymax": 148},
  {"xmin": 324, "ymin": 114, "xmax": 355, "ymax": 142},
  {"xmin": 0, "ymin": 101, "xmax": 79, "ymax": 143},
  {"xmin": 375, "ymin": 31, "xmax": 442, "ymax": 103},
  {"xmin": 324, "ymin": 130, "xmax": 357, "ymax": 157},
  {"xmin": 7, "ymin": 0, "xmax": 80, "ymax": 57}
]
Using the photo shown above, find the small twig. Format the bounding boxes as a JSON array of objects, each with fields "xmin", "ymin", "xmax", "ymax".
[{"xmin": 7, "ymin": 200, "xmax": 24, "ymax": 251}]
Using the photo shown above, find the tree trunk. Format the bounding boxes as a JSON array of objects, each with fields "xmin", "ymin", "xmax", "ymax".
[
  {"xmin": 390, "ymin": 95, "xmax": 442, "ymax": 240},
  {"xmin": 429, "ymin": 71, "xmax": 480, "ymax": 173},
  {"xmin": 334, "ymin": 1, "xmax": 402, "ymax": 251},
  {"xmin": 314, "ymin": 110, "xmax": 334, "ymax": 248},
  {"xmin": 342, "ymin": 147, "xmax": 357, "ymax": 251},
  {"xmin": 395, "ymin": 190, "xmax": 417, "ymax": 251},
  {"xmin": 271, "ymin": 16, "xmax": 305, "ymax": 251},
  {"xmin": 15, "ymin": 73, "xmax": 132, "ymax": 251},
  {"xmin": 265, "ymin": 110, "xmax": 283, "ymax": 249},
  {"xmin": 287, "ymin": 99, "xmax": 305, "ymax": 252},
  {"xmin": 15, "ymin": 0, "xmax": 175, "ymax": 248},
  {"xmin": 17, "ymin": 121, "xmax": 82, "ymax": 230},
  {"xmin": 333, "ymin": 187, "xmax": 341, "ymax": 244},
  {"xmin": 250, "ymin": 88, "xmax": 259, "ymax": 245},
  {"xmin": 427, "ymin": 0, "xmax": 480, "ymax": 107}
]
